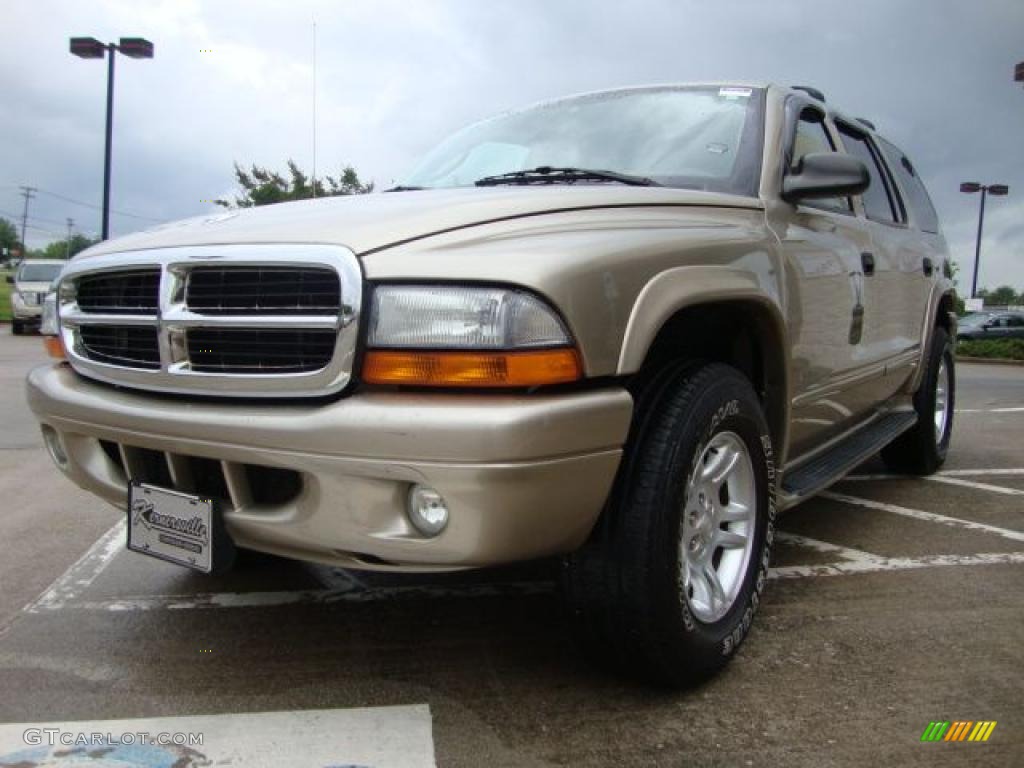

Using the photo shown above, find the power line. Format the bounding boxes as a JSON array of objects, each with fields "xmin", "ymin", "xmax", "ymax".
[
  {"xmin": 1, "ymin": 183, "xmax": 165, "ymax": 223},
  {"xmin": 0, "ymin": 207, "xmax": 69, "ymax": 227},
  {"xmin": 36, "ymin": 188, "xmax": 165, "ymax": 222}
]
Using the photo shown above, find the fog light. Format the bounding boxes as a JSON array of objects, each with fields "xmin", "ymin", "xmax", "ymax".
[
  {"xmin": 41, "ymin": 425, "xmax": 68, "ymax": 470},
  {"xmin": 407, "ymin": 485, "xmax": 449, "ymax": 537}
]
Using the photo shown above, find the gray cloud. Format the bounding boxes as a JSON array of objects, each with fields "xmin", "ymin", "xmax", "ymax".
[{"xmin": 2, "ymin": 0, "xmax": 1021, "ymax": 291}]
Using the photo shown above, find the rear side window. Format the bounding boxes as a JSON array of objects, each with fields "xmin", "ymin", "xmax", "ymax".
[
  {"xmin": 836, "ymin": 124, "xmax": 899, "ymax": 224},
  {"xmin": 790, "ymin": 109, "xmax": 851, "ymax": 213},
  {"xmin": 877, "ymin": 139, "xmax": 940, "ymax": 233}
]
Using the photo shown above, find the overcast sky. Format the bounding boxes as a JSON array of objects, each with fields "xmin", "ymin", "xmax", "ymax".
[{"xmin": 2, "ymin": 0, "xmax": 1021, "ymax": 290}]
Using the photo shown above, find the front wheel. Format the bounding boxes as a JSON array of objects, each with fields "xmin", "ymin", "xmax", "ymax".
[
  {"xmin": 881, "ymin": 326, "xmax": 954, "ymax": 475},
  {"xmin": 11, "ymin": 320, "xmax": 24, "ymax": 336},
  {"xmin": 561, "ymin": 363, "xmax": 776, "ymax": 687}
]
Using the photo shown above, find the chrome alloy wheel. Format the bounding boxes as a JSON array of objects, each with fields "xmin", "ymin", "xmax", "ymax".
[
  {"xmin": 934, "ymin": 358, "xmax": 951, "ymax": 445},
  {"xmin": 679, "ymin": 431, "xmax": 757, "ymax": 623}
]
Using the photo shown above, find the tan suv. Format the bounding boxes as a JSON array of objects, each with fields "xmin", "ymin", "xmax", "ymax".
[{"xmin": 27, "ymin": 83, "xmax": 956, "ymax": 686}]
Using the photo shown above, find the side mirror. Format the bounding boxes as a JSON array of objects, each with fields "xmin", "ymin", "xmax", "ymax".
[
  {"xmin": 782, "ymin": 153, "xmax": 870, "ymax": 203},
  {"xmin": 5, "ymin": 275, "xmax": 12, "ymax": 284}
]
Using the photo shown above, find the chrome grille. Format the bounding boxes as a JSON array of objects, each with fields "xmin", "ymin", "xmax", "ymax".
[
  {"xmin": 186, "ymin": 266, "xmax": 340, "ymax": 315},
  {"xmin": 57, "ymin": 244, "xmax": 362, "ymax": 398}
]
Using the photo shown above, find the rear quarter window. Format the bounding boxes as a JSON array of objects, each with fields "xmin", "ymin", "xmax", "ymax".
[{"xmin": 877, "ymin": 139, "xmax": 941, "ymax": 234}]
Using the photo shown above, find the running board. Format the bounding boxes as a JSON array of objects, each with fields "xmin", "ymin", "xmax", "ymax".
[{"xmin": 780, "ymin": 411, "xmax": 918, "ymax": 506}]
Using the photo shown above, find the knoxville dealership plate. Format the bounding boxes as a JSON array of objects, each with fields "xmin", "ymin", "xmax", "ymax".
[{"xmin": 128, "ymin": 482, "xmax": 214, "ymax": 573}]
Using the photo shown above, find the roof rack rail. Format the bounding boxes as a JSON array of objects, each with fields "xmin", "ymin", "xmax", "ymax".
[
  {"xmin": 856, "ymin": 117, "xmax": 876, "ymax": 130},
  {"xmin": 792, "ymin": 85, "xmax": 825, "ymax": 102}
]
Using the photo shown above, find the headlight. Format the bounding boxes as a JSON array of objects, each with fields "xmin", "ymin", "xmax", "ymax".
[
  {"xmin": 364, "ymin": 285, "xmax": 582, "ymax": 387},
  {"xmin": 41, "ymin": 292, "xmax": 58, "ymax": 335}
]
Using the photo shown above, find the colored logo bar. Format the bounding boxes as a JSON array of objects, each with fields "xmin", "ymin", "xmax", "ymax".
[{"xmin": 921, "ymin": 721, "xmax": 997, "ymax": 742}]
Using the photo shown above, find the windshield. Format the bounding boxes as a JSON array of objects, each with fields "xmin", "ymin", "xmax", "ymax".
[
  {"xmin": 959, "ymin": 313, "xmax": 993, "ymax": 327},
  {"xmin": 403, "ymin": 86, "xmax": 764, "ymax": 195},
  {"xmin": 17, "ymin": 262, "xmax": 63, "ymax": 282}
]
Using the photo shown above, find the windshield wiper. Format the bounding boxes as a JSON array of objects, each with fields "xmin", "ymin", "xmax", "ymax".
[
  {"xmin": 384, "ymin": 185, "xmax": 429, "ymax": 192},
  {"xmin": 475, "ymin": 166, "xmax": 660, "ymax": 188}
]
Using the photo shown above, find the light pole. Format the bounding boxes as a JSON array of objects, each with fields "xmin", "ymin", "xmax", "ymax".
[
  {"xmin": 959, "ymin": 182, "xmax": 1009, "ymax": 299},
  {"xmin": 70, "ymin": 36, "xmax": 154, "ymax": 241}
]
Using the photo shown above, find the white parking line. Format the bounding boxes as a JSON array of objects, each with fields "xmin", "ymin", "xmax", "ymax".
[
  {"xmin": 820, "ymin": 491, "xmax": 1024, "ymax": 542},
  {"xmin": 924, "ymin": 475, "xmax": 1024, "ymax": 496},
  {"xmin": 842, "ymin": 468, "xmax": 1024, "ymax": 481},
  {"xmin": 21, "ymin": 520, "xmax": 125, "ymax": 615},
  {"xmin": 940, "ymin": 468, "xmax": 1024, "ymax": 477},
  {"xmin": 0, "ymin": 705, "xmax": 435, "ymax": 768},
  {"xmin": 770, "ymin": 551, "xmax": 1024, "ymax": 579},
  {"xmin": 16, "ymin": 480, "xmax": 1024, "ymax": 619},
  {"xmin": 956, "ymin": 406, "xmax": 1024, "ymax": 414}
]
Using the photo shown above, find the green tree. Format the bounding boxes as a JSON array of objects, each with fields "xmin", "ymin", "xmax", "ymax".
[
  {"xmin": 983, "ymin": 285, "xmax": 1021, "ymax": 307},
  {"xmin": 0, "ymin": 217, "xmax": 21, "ymax": 258},
  {"xmin": 215, "ymin": 160, "xmax": 373, "ymax": 208},
  {"xmin": 42, "ymin": 234, "xmax": 98, "ymax": 260}
]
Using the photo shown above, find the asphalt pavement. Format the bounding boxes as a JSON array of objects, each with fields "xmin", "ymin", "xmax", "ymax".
[{"xmin": 0, "ymin": 329, "xmax": 1021, "ymax": 767}]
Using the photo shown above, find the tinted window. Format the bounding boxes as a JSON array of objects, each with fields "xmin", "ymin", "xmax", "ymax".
[
  {"xmin": 790, "ymin": 110, "xmax": 851, "ymax": 213},
  {"xmin": 877, "ymin": 138, "xmax": 940, "ymax": 233},
  {"xmin": 1007, "ymin": 316, "xmax": 1024, "ymax": 328},
  {"xmin": 837, "ymin": 125, "xmax": 898, "ymax": 224}
]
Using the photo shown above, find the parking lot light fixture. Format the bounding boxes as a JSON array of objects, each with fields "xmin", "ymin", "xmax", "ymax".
[
  {"xmin": 69, "ymin": 35, "xmax": 154, "ymax": 240},
  {"xmin": 960, "ymin": 182, "xmax": 1010, "ymax": 299}
]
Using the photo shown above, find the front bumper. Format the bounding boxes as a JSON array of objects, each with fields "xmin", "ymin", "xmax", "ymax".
[{"xmin": 27, "ymin": 364, "xmax": 632, "ymax": 570}]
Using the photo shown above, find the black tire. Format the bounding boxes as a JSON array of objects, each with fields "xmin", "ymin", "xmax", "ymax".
[
  {"xmin": 561, "ymin": 362, "xmax": 777, "ymax": 687},
  {"xmin": 881, "ymin": 326, "xmax": 954, "ymax": 475},
  {"xmin": 11, "ymin": 320, "xmax": 23, "ymax": 336}
]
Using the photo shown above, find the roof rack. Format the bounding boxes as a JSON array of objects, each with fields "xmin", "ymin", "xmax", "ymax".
[
  {"xmin": 856, "ymin": 117, "xmax": 877, "ymax": 130},
  {"xmin": 792, "ymin": 85, "xmax": 825, "ymax": 102}
]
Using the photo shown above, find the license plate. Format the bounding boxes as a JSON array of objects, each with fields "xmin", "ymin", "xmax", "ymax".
[{"xmin": 128, "ymin": 482, "xmax": 214, "ymax": 572}]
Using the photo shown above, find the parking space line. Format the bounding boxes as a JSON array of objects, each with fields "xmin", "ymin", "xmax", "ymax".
[
  {"xmin": 774, "ymin": 532, "xmax": 883, "ymax": 563},
  {"xmin": 956, "ymin": 406, "xmax": 1024, "ymax": 414},
  {"xmin": 939, "ymin": 468, "xmax": 1024, "ymax": 477},
  {"xmin": 21, "ymin": 520, "xmax": 125, "ymax": 615},
  {"xmin": 770, "ymin": 551, "xmax": 1024, "ymax": 579},
  {"xmin": 842, "ymin": 468, "xmax": 1024, "ymax": 482},
  {"xmin": 28, "ymin": 579, "xmax": 556, "ymax": 613},
  {"xmin": 821, "ymin": 491, "xmax": 1024, "ymax": 542},
  {"xmin": 924, "ymin": 475, "xmax": 1024, "ymax": 496}
]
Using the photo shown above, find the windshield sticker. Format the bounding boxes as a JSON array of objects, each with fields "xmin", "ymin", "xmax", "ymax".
[{"xmin": 719, "ymin": 87, "xmax": 753, "ymax": 99}]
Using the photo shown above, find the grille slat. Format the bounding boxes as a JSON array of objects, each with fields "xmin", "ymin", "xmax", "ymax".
[
  {"xmin": 187, "ymin": 329, "xmax": 336, "ymax": 373},
  {"xmin": 80, "ymin": 326, "xmax": 161, "ymax": 369},
  {"xmin": 77, "ymin": 270, "xmax": 160, "ymax": 314},
  {"xmin": 186, "ymin": 267, "xmax": 340, "ymax": 315}
]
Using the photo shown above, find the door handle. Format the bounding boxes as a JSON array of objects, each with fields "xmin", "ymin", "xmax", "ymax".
[
  {"xmin": 861, "ymin": 252, "xmax": 875, "ymax": 276},
  {"xmin": 923, "ymin": 257, "xmax": 934, "ymax": 276}
]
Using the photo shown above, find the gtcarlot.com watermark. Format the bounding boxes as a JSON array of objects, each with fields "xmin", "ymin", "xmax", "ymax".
[{"xmin": 23, "ymin": 728, "xmax": 203, "ymax": 748}]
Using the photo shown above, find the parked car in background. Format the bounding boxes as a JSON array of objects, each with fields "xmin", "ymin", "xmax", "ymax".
[
  {"xmin": 8, "ymin": 260, "xmax": 64, "ymax": 334},
  {"xmin": 956, "ymin": 311, "xmax": 1024, "ymax": 341}
]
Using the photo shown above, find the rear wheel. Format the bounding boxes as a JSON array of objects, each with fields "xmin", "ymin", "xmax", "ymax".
[
  {"xmin": 881, "ymin": 326, "xmax": 954, "ymax": 475},
  {"xmin": 561, "ymin": 362, "xmax": 776, "ymax": 687}
]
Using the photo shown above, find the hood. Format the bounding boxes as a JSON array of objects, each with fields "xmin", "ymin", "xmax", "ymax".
[{"xmin": 72, "ymin": 186, "xmax": 760, "ymax": 262}]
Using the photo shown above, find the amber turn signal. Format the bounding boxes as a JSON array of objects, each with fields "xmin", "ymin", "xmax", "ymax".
[
  {"xmin": 43, "ymin": 336, "xmax": 67, "ymax": 360},
  {"xmin": 363, "ymin": 348, "xmax": 582, "ymax": 388}
]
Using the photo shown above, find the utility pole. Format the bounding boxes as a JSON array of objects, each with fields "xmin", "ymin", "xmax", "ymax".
[
  {"xmin": 65, "ymin": 218, "xmax": 75, "ymax": 259},
  {"xmin": 18, "ymin": 186, "xmax": 36, "ymax": 259}
]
